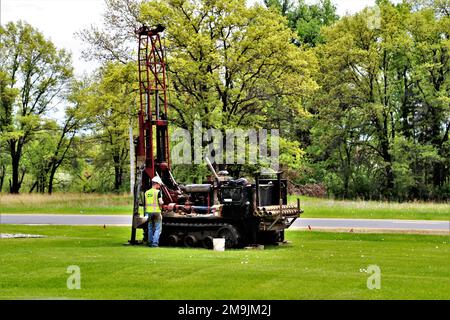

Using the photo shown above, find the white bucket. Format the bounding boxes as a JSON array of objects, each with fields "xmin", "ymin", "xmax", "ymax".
[{"xmin": 213, "ymin": 238, "xmax": 226, "ymax": 252}]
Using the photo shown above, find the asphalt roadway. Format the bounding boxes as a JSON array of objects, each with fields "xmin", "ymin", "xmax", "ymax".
[{"xmin": 1, "ymin": 214, "xmax": 449, "ymax": 234}]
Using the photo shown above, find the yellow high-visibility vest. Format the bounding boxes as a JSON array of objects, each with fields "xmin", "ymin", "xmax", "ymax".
[{"xmin": 145, "ymin": 188, "xmax": 161, "ymax": 214}]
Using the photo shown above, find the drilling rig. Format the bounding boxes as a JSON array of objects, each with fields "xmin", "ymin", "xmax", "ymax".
[{"xmin": 130, "ymin": 25, "xmax": 303, "ymax": 249}]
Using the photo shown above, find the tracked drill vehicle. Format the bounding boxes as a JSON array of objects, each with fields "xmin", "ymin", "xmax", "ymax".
[{"xmin": 129, "ymin": 25, "xmax": 303, "ymax": 249}]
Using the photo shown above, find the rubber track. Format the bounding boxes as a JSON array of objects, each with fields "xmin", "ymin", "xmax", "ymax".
[{"xmin": 163, "ymin": 222, "xmax": 241, "ymax": 245}]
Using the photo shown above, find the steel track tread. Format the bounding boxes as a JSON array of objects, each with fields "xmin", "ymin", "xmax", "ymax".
[{"xmin": 163, "ymin": 222, "xmax": 241, "ymax": 246}]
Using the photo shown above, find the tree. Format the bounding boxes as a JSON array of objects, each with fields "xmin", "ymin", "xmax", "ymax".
[
  {"xmin": 263, "ymin": 0, "xmax": 340, "ymax": 181},
  {"xmin": 265, "ymin": 0, "xmax": 339, "ymax": 46},
  {"xmin": 78, "ymin": 0, "xmax": 144, "ymax": 64},
  {"xmin": 264, "ymin": 0, "xmax": 294, "ymax": 16},
  {"xmin": 0, "ymin": 70, "xmax": 18, "ymax": 192},
  {"xmin": 309, "ymin": 1, "xmax": 449, "ymax": 200},
  {"xmin": 47, "ymin": 107, "xmax": 83, "ymax": 194},
  {"xmin": 79, "ymin": 0, "xmax": 318, "ymax": 180},
  {"xmin": 139, "ymin": 0, "xmax": 318, "ymax": 176},
  {"xmin": 26, "ymin": 121, "xmax": 59, "ymax": 193},
  {"xmin": 0, "ymin": 146, "xmax": 7, "ymax": 192},
  {"xmin": 143, "ymin": 1, "xmax": 316, "ymax": 127},
  {"xmin": 408, "ymin": 0, "xmax": 450, "ymax": 16},
  {"xmin": 407, "ymin": 5, "xmax": 450, "ymax": 188},
  {"xmin": 0, "ymin": 21, "xmax": 73, "ymax": 193},
  {"xmin": 312, "ymin": 4, "xmax": 402, "ymax": 198},
  {"xmin": 27, "ymin": 106, "xmax": 83, "ymax": 194},
  {"xmin": 83, "ymin": 62, "xmax": 137, "ymax": 192}
]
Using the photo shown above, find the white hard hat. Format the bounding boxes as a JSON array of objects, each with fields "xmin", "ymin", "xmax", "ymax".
[{"xmin": 152, "ymin": 176, "xmax": 163, "ymax": 185}]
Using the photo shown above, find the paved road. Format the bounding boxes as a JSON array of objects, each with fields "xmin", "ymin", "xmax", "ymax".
[
  {"xmin": 0, "ymin": 214, "xmax": 132, "ymax": 226},
  {"xmin": 293, "ymin": 218, "xmax": 449, "ymax": 232},
  {"xmin": 1, "ymin": 214, "xmax": 449, "ymax": 233}
]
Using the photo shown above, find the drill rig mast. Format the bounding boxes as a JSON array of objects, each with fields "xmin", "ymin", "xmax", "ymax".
[{"xmin": 130, "ymin": 25, "xmax": 179, "ymax": 244}]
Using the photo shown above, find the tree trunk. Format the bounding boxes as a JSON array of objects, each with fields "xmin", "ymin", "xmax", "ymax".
[
  {"xmin": 339, "ymin": 145, "xmax": 351, "ymax": 199},
  {"xmin": 39, "ymin": 175, "xmax": 46, "ymax": 194},
  {"xmin": 344, "ymin": 143, "xmax": 353, "ymax": 199},
  {"xmin": 432, "ymin": 163, "xmax": 444, "ymax": 188},
  {"xmin": 385, "ymin": 163, "xmax": 395, "ymax": 197},
  {"xmin": 48, "ymin": 166, "xmax": 57, "ymax": 195},
  {"xmin": 10, "ymin": 143, "xmax": 21, "ymax": 194},
  {"xmin": 47, "ymin": 131, "xmax": 77, "ymax": 195},
  {"xmin": 381, "ymin": 141, "xmax": 395, "ymax": 199},
  {"xmin": 0, "ymin": 165, "xmax": 5, "ymax": 192},
  {"xmin": 113, "ymin": 154, "xmax": 123, "ymax": 191},
  {"xmin": 430, "ymin": 106, "xmax": 445, "ymax": 188},
  {"xmin": 29, "ymin": 181, "xmax": 38, "ymax": 193}
]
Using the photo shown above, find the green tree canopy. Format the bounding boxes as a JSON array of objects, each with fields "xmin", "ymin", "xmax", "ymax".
[
  {"xmin": 140, "ymin": 0, "xmax": 318, "ymax": 130},
  {"xmin": 138, "ymin": 0, "xmax": 318, "ymax": 176},
  {"xmin": 81, "ymin": 62, "xmax": 137, "ymax": 192},
  {"xmin": 307, "ymin": 0, "xmax": 449, "ymax": 200},
  {"xmin": 265, "ymin": 0, "xmax": 339, "ymax": 46},
  {"xmin": 0, "ymin": 21, "xmax": 73, "ymax": 193}
]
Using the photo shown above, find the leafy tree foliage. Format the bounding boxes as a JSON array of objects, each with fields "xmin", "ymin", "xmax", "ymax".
[
  {"xmin": 81, "ymin": 62, "xmax": 137, "ymax": 192},
  {"xmin": 1, "ymin": 1, "xmax": 448, "ymax": 201},
  {"xmin": 0, "ymin": 21, "xmax": 73, "ymax": 193},
  {"xmin": 307, "ymin": 1, "xmax": 449, "ymax": 200},
  {"xmin": 140, "ymin": 0, "xmax": 317, "ymax": 176},
  {"xmin": 265, "ymin": 0, "xmax": 339, "ymax": 46},
  {"xmin": 78, "ymin": 0, "xmax": 144, "ymax": 64}
]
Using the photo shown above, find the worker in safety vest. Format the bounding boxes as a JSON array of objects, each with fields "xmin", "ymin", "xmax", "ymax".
[{"xmin": 145, "ymin": 176, "xmax": 164, "ymax": 247}]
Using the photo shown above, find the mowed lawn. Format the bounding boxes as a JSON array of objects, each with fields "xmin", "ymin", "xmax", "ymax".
[
  {"xmin": 0, "ymin": 193, "xmax": 133, "ymax": 215},
  {"xmin": 291, "ymin": 196, "xmax": 450, "ymax": 221},
  {"xmin": 0, "ymin": 225, "xmax": 449, "ymax": 300},
  {"xmin": 1, "ymin": 193, "xmax": 449, "ymax": 220}
]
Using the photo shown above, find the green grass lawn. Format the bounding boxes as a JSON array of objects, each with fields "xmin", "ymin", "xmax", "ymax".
[
  {"xmin": 0, "ymin": 193, "xmax": 133, "ymax": 215},
  {"xmin": 1, "ymin": 193, "xmax": 448, "ymax": 221},
  {"xmin": 0, "ymin": 225, "xmax": 449, "ymax": 300},
  {"xmin": 290, "ymin": 196, "xmax": 450, "ymax": 221}
]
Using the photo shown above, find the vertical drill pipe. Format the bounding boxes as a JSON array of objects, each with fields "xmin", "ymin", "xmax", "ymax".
[
  {"xmin": 155, "ymin": 91, "xmax": 160, "ymax": 121},
  {"xmin": 148, "ymin": 36, "xmax": 155, "ymax": 178},
  {"xmin": 277, "ymin": 172, "xmax": 282, "ymax": 215},
  {"xmin": 159, "ymin": 35, "xmax": 171, "ymax": 168},
  {"xmin": 255, "ymin": 173, "xmax": 260, "ymax": 207}
]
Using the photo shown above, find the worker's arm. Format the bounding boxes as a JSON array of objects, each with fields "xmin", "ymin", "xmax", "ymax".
[{"xmin": 158, "ymin": 191, "xmax": 164, "ymax": 208}]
